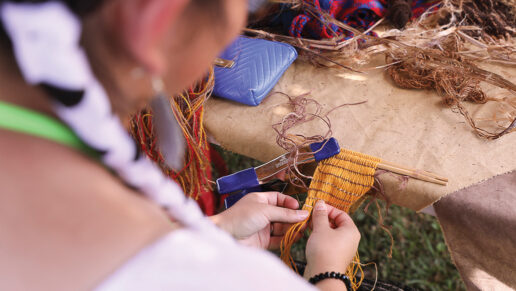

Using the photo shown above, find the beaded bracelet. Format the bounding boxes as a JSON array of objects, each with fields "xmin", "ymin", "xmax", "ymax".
[{"xmin": 308, "ymin": 271, "xmax": 352, "ymax": 290}]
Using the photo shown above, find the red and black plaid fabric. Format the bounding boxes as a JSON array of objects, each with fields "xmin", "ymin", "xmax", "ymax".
[{"xmin": 289, "ymin": 0, "xmax": 439, "ymax": 39}]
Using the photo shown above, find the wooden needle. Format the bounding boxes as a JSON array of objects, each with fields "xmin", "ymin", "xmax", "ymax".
[
  {"xmin": 380, "ymin": 160, "xmax": 448, "ymax": 182},
  {"xmin": 378, "ymin": 162, "xmax": 448, "ymax": 186}
]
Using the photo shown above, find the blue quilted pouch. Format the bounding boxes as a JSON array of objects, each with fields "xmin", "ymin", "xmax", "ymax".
[{"xmin": 213, "ymin": 37, "xmax": 298, "ymax": 106}]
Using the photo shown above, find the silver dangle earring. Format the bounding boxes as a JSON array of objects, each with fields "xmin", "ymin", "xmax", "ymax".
[{"xmin": 149, "ymin": 76, "xmax": 185, "ymax": 171}]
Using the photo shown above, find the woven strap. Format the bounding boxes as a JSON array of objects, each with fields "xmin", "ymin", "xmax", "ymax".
[
  {"xmin": 280, "ymin": 148, "xmax": 381, "ymax": 291},
  {"xmin": 305, "ymin": 148, "xmax": 380, "ymax": 212}
]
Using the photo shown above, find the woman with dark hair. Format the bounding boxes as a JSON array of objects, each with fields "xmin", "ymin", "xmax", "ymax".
[{"xmin": 0, "ymin": 0, "xmax": 360, "ymax": 290}]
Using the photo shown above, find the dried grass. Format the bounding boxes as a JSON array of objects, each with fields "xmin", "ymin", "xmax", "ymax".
[{"xmin": 247, "ymin": 0, "xmax": 516, "ymax": 138}]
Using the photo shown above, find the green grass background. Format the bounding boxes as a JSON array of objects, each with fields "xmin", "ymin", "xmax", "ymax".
[{"xmin": 214, "ymin": 146, "xmax": 465, "ymax": 291}]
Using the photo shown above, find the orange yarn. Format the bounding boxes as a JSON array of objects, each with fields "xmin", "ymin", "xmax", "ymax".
[
  {"xmin": 281, "ymin": 148, "xmax": 380, "ymax": 290},
  {"xmin": 130, "ymin": 68, "xmax": 215, "ymax": 200}
]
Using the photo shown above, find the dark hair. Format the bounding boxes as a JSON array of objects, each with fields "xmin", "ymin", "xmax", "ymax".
[
  {"xmin": 0, "ymin": 0, "xmax": 104, "ymax": 15},
  {"xmin": 1, "ymin": 0, "xmax": 222, "ymax": 16},
  {"xmin": 67, "ymin": 0, "xmax": 224, "ymax": 16},
  {"xmin": 0, "ymin": 0, "xmax": 225, "ymax": 47}
]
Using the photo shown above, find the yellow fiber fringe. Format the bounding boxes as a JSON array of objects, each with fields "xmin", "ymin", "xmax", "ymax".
[{"xmin": 281, "ymin": 149, "xmax": 381, "ymax": 290}]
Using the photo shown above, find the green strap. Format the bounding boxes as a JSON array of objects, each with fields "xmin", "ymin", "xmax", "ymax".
[{"xmin": 0, "ymin": 100, "xmax": 96, "ymax": 157}]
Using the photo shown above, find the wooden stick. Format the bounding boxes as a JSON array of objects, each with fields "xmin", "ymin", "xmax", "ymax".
[
  {"xmin": 380, "ymin": 160, "xmax": 448, "ymax": 182},
  {"xmin": 378, "ymin": 162, "xmax": 448, "ymax": 186}
]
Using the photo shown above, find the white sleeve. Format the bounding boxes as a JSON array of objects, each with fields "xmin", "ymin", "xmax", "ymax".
[{"xmin": 95, "ymin": 229, "xmax": 318, "ymax": 291}]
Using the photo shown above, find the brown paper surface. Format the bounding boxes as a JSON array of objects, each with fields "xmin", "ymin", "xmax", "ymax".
[
  {"xmin": 435, "ymin": 171, "xmax": 516, "ymax": 290},
  {"xmin": 205, "ymin": 61, "xmax": 516, "ymax": 211}
]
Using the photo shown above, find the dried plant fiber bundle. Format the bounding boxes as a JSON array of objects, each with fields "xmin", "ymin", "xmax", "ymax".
[
  {"xmin": 436, "ymin": 0, "xmax": 516, "ymax": 39},
  {"xmin": 385, "ymin": 37, "xmax": 516, "ymax": 139}
]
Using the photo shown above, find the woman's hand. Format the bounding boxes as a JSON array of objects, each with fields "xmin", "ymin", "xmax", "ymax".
[
  {"xmin": 304, "ymin": 200, "xmax": 361, "ymax": 280},
  {"xmin": 211, "ymin": 192, "xmax": 309, "ymax": 249}
]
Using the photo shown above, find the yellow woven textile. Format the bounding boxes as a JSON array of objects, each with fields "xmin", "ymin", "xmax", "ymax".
[{"xmin": 281, "ymin": 148, "xmax": 381, "ymax": 290}]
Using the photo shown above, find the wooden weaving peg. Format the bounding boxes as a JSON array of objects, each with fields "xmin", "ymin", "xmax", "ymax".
[
  {"xmin": 377, "ymin": 162, "xmax": 448, "ymax": 185},
  {"xmin": 379, "ymin": 160, "xmax": 448, "ymax": 182}
]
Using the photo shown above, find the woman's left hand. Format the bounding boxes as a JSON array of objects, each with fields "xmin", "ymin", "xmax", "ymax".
[{"xmin": 211, "ymin": 192, "xmax": 309, "ymax": 249}]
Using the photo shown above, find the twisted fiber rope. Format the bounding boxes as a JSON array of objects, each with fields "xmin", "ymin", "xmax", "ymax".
[{"xmin": 281, "ymin": 148, "xmax": 380, "ymax": 291}]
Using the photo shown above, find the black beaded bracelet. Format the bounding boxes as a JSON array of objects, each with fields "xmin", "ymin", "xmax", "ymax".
[{"xmin": 309, "ymin": 271, "xmax": 352, "ymax": 290}]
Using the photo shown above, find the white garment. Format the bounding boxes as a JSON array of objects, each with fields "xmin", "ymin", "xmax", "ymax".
[{"xmin": 95, "ymin": 229, "xmax": 317, "ymax": 291}]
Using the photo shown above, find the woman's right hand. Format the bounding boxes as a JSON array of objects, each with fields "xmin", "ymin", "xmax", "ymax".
[{"xmin": 304, "ymin": 200, "xmax": 361, "ymax": 280}]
